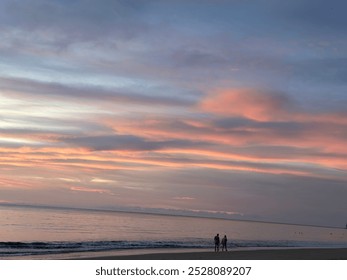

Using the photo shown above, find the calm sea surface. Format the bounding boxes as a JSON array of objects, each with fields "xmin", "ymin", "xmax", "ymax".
[{"xmin": 1, "ymin": 205, "xmax": 347, "ymax": 257}]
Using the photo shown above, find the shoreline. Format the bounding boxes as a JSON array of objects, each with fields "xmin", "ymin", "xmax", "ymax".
[{"xmin": 2, "ymin": 247, "xmax": 347, "ymax": 260}]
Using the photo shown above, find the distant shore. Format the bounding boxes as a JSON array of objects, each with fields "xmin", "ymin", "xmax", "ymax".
[{"xmin": 69, "ymin": 247, "xmax": 347, "ymax": 260}]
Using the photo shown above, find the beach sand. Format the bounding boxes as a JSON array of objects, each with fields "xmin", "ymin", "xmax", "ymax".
[
  {"xmin": 71, "ymin": 247, "xmax": 347, "ymax": 260},
  {"xmin": 3, "ymin": 247, "xmax": 346, "ymax": 260}
]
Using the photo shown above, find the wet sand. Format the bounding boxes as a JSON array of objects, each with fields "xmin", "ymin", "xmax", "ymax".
[
  {"xmin": 73, "ymin": 247, "xmax": 347, "ymax": 260},
  {"xmin": 3, "ymin": 247, "xmax": 346, "ymax": 260}
]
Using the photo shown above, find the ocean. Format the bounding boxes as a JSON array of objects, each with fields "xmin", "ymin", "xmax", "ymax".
[{"xmin": 1, "ymin": 204, "xmax": 347, "ymax": 258}]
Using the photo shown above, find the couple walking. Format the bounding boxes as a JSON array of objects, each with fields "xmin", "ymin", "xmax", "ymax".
[{"xmin": 214, "ymin": 233, "xmax": 227, "ymax": 252}]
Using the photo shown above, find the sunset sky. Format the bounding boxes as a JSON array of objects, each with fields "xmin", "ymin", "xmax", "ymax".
[{"xmin": 1, "ymin": 0, "xmax": 346, "ymax": 227}]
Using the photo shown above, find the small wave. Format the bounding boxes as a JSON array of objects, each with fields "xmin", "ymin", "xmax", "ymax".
[{"xmin": 0, "ymin": 239, "xmax": 209, "ymax": 257}]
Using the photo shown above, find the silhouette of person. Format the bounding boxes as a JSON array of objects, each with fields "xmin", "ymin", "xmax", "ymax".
[
  {"xmin": 214, "ymin": 233, "xmax": 220, "ymax": 252},
  {"xmin": 221, "ymin": 235, "xmax": 228, "ymax": 251}
]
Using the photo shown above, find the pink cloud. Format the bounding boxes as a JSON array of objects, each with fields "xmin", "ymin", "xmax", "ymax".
[
  {"xmin": 200, "ymin": 88, "xmax": 293, "ymax": 121},
  {"xmin": 173, "ymin": 196, "xmax": 196, "ymax": 200},
  {"xmin": 69, "ymin": 186, "xmax": 113, "ymax": 194},
  {"xmin": 0, "ymin": 176, "xmax": 38, "ymax": 189}
]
